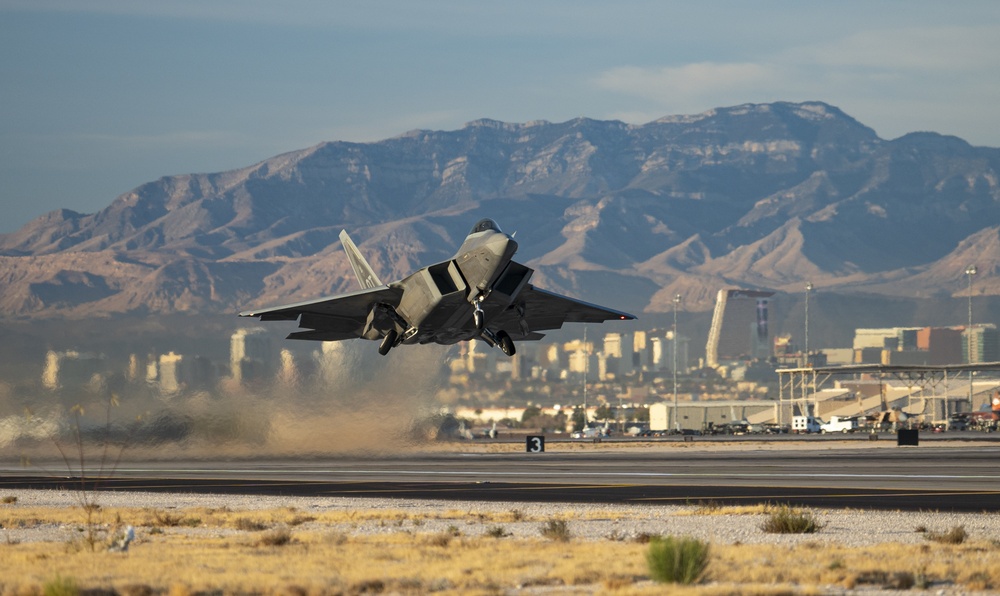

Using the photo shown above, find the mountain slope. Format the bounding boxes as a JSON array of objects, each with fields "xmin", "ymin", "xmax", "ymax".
[{"xmin": 1, "ymin": 101, "xmax": 999, "ymax": 320}]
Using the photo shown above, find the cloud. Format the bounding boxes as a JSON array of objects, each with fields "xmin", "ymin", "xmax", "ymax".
[
  {"xmin": 797, "ymin": 26, "xmax": 1000, "ymax": 73},
  {"xmin": 75, "ymin": 130, "xmax": 253, "ymax": 149},
  {"xmin": 591, "ymin": 23, "xmax": 1000, "ymax": 143},
  {"xmin": 597, "ymin": 62, "xmax": 776, "ymax": 103}
]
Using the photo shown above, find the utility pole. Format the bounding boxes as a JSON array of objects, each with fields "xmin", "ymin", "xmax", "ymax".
[
  {"xmin": 583, "ymin": 325, "xmax": 588, "ymax": 430},
  {"xmin": 673, "ymin": 293, "xmax": 681, "ymax": 432},
  {"xmin": 966, "ymin": 265, "xmax": 977, "ymax": 405},
  {"xmin": 804, "ymin": 282, "xmax": 813, "ymax": 367}
]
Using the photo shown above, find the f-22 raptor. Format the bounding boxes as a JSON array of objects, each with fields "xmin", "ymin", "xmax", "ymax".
[{"xmin": 239, "ymin": 218, "xmax": 635, "ymax": 356}]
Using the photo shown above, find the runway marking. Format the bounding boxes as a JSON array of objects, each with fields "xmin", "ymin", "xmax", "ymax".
[
  {"xmin": 96, "ymin": 468, "xmax": 1000, "ymax": 481},
  {"xmin": 634, "ymin": 490, "xmax": 1000, "ymax": 502}
]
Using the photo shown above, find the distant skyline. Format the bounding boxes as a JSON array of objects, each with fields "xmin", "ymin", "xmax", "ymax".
[{"xmin": 2, "ymin": 1, "xmax": 999, "ymax": 233}]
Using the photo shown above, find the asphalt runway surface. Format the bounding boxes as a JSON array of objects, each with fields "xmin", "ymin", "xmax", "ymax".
[{"xmin": 4, "ymin": 438, "xmax": 1000, "ymax": 511}]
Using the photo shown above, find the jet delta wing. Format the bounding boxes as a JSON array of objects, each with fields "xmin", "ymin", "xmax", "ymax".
[{"xmin": 239, "ymin": 218, "xmax": 635, "ymax": 357}]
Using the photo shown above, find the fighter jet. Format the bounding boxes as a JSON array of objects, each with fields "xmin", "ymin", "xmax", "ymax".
[{"xmin": 238, "ymin": 218, "xmax": 636, "ymax": 356}]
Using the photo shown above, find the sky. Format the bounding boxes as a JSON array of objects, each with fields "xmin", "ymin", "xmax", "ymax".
[{"xmin": 2, "ymin": 1, "xmax": 999, "ymax": 233}]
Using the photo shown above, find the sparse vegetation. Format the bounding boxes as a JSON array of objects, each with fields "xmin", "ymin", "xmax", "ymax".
[
  {"xmin": 486, "ymin": 525, "xmax": 508, "ymax": 538},
  {"xmin": 646, "ymin": 535, "xmax": 710, "ymax": 584},
  {"xmin": 761, "ymin": 505, "xmax": 823, "ymax": 534},
  {"xmin": 2, "ymin": 495, "xmax": 17, "ymax": 504},
  {"xmin": 5, "ymin": 502, "xmax": 1000, "ymax": 593}
]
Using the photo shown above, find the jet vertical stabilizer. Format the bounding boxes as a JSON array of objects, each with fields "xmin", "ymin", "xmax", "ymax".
[{"xmin": 339, "ymin": 230, "xmax": 382, "ymax": 290}]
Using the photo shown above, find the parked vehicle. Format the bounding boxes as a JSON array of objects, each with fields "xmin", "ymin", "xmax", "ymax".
[
  {"xmin": 947, "ymin": 414, "xmax": 969, "ymax": 431},
  {"xmin": 821, "ymin": 416, "xmax": 859, "ymax": 434},
  {"xmin": 792, "ymin": 416, "xmax": 822, "ymax": 434}
]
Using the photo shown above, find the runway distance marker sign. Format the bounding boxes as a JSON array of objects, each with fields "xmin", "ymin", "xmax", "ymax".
[{"xmin": 526, "ymin": 436, "xmax": 545, "ymax": 453}]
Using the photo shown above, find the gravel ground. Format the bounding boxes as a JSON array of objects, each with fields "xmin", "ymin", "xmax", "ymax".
[{"xmin": 4, "ymin": 489, "xmax": 999, "ymax": 547}]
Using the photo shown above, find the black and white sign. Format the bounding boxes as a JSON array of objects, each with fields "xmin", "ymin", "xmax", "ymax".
[{"xmin": 526, "ymin": 435, "xmax": 545, "ymax": 453}]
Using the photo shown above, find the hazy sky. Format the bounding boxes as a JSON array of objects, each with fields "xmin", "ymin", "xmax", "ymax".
[{"xmin": 2, "ymin": 1, "xmax": 999, "ymax": 232}]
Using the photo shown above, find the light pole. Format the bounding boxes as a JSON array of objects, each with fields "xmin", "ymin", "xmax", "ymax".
[
  {"xmin": 804, "ymin": 282, "xmax": 813, "ymax": 367},
  {"xmin": 966, "ymin": 265, "xmax": 977, "ymax": 404},
  {"xmin": 672, "ymin": 293, "xmax": 681, "ymax": 432}
]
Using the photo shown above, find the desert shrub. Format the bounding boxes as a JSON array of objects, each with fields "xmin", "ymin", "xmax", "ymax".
[
  {"xmin": 2, "ymin": 495, "xmax": 17, "ymax": 504},
  {"xmin": 234, "ymin": 517, "xmax": 268, "ymax": 531},
  {"xmin": 287, "ymin": 514, "xmax": 316, "ymax": 526},
  {"xmin": 256, "ymin": 528, "xmax": 292, "ymax": 546},
  {"xmin": 486, "ymin": 525, "xmax": 508, "ymax": 538},
  {"xmin": 152, "ymin": 511, "xmax": 183, "ymax": 527},
  {"xmin": 761, "ymin": 505, "xmax": 822, "ymax": 534},
  {"xmin": 425, "ymin": 533, "xmax": 452, "ymax": 547},
  {"xmin": 924, "ymin": 525, "xmax": 967, "ymax": 544},
  {"xmin": 540, "ymin": 519, "xmax": 570, "ymax": 542},
  {"xmin": 646, "ymin": 535, "xmax": 710, "ymax": 584}
]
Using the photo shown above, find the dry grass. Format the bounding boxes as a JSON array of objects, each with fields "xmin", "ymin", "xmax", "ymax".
[{"xmin": 2, "ymin": 504, "xmax": 1000, "ymax": 594}]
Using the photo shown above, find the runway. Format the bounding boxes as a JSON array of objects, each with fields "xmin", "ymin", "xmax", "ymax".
[{"xmin": 4, "ymin": 441, "xmax": 1000, "ymax": 511}]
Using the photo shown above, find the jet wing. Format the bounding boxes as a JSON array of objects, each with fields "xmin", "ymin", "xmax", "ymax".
[
  {"xmin": 492, "ymin": 284, "xmax": 636, "ymax": 339},
  {"xmin": 238, "ymin": 285, "xmax": 403, "ymax": 341}
]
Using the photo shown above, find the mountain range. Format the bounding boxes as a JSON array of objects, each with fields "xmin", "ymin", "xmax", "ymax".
[{"xmin": 2, "ymin": 101, "xmax": 998, "ymax": 341}]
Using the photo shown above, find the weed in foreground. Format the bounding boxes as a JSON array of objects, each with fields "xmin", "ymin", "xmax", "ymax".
[
  {"xmin": 43, "ymin": 574, "xmax": 78, "ymax": 596},
  {"xmin": 540, "ymin": 519, "xmax": 570, "ymax": 542},
  {"xmin": 761, "ymin": 505, "xmax": 822, "ymax": 534},
  {"xmin": 646, "ymin": 535, "xmax": 710, "ymax": 585}
]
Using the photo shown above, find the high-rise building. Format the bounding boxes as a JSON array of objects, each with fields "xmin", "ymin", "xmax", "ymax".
[
  {"xmin": 230, "ymin": 327, "xmax": 273, "ymax": 384},
  {"xmin": 665, "ymin": 330, "xmax": 689, "ymax": 374},
  {"xmin": 964, "ymin": 324, "xmax": 1000, "ymax": 363},
  {"xmin": 705, "ymin": 289, "xmax": 774, "ymax": 368},
  {"xmin": 42, "ymin": 350, "xmax": 105, "ymax": 391}
]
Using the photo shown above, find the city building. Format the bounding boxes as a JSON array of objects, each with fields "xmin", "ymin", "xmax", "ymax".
[
  {"xmin": 705, "ymin": 289, "xmax": 774, "ymax": 368},
  {"xmin": 42, "ymin": 350, "xmax": 106, "ymax": 391},
  {"xmin": 230, "ymin": 327, "xmax": 274, "ymax": 384}
]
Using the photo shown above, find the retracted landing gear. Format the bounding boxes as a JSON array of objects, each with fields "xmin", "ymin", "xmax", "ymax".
[{"xmin": 378, "ymin": 329, "xmax": 398, "ymax": 356}]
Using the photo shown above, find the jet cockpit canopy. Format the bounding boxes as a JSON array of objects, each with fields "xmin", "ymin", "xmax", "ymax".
[{"xmin": 470, "ymin": 218, "xmax": 502, "ymax": 235}]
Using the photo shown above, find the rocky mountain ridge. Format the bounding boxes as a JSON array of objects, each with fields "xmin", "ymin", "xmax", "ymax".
[{"xmin": 2, "ymin": 101, "xmax": 999, "ymax": 323}]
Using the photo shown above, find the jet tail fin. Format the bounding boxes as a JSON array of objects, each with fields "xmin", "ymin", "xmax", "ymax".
[{"xmin": 339, "ymin": 230, "xmax": 382, "ymax": 290}]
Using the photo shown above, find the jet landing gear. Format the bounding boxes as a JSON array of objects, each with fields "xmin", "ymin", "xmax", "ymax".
[
  {"xmin": 497, "ymin": 331, "xmax": 516, "ymax": 357},
  {"xmin": 481, "ymin": 328, "xmax": 516, "ymax": 357},
  {"xmin": 378, "ymin": 329, "xmax": 398, "ymax": 356},
  {"xmin": 472, "ymin": 295, "xmax": 485, "ymax": 331}
]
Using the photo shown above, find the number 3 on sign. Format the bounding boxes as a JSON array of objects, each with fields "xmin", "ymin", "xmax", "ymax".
[{"xmin": 526, "ymin": 435, "xmax": 545, "ymax": 453}]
